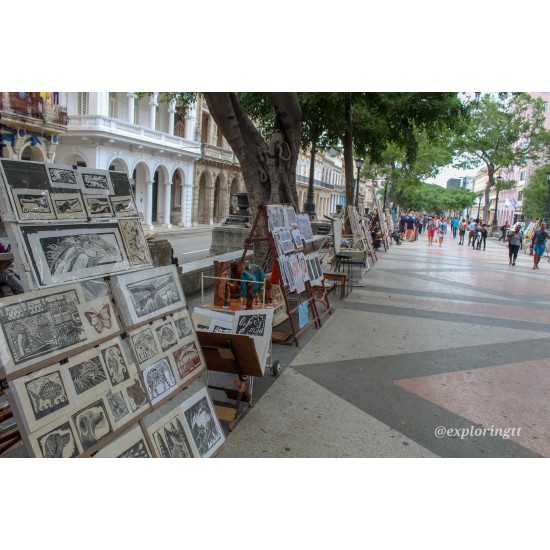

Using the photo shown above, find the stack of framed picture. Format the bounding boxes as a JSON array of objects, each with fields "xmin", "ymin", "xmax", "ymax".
[{"xmin": 0, "ymin": 160, "xmax": 225, "ymax": 458}]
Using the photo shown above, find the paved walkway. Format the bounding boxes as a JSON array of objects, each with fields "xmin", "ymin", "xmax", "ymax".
[{"xmin": 219, "ymin": 232, "xmax": 550, "ymax": 458}]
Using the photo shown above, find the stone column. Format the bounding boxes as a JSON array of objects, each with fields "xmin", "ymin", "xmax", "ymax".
[
  {"xmin": 149, "ymin": 93, "xmax": 158, "ymax": 129},
  {"xmin": 145, "ymin": 180, "xmax": 154, "ymax": 229},
  {"xmin": 127, "ymin": 93, "xmax": 135, "ymax": 123},
  {"xmin": 185, "ymin": 102, "xmax": 197, "ymax": 140},
  {"xmin": 163, "ymin": 181, "xmax": 172, "ymax": 228},
  {"xmin": 168, "ymin": 99, "xmax": 176, "ymax": 135}
]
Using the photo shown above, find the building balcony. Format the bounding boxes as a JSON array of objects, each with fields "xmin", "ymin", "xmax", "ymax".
[
  {"xmin": 201, "ymin": 143, "xmax": 239, "ymax": 166},
  {"xmin": 295, "ymin": 174, "xmax": 335, "ymax": 190},
  {"xmin": 1, "ymin": 92, "xmax": 68, "ymax": 128}
]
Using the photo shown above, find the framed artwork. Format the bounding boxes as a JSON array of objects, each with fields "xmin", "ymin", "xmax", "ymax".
[
  {"xmin": 142, "ymin": 355, "xmax": 178, "ymax": 405},
  {"xmin": 78, "ymin": 295, "xmax": 122, "ymax": 341},
  {"xmin": 83, "ymin": 195, "xmax": 114, "ymax": 219},
  {"xmin": 267, "ymin": 205, "xmax": 286, "ymax": 231},
  {"xmin": 296, "ymin": 213, "xmax": 314, "ymax": 243},
  {"xmin": 128, "ymin": 325, "xmax": 161, "ymax": 367},
  {"xmin": 65, "ymin": 348, "xmax": 109, "ymax": 402},
  {"xmin": 70, "ymin": 398, "xmax": 113, "ymax": 452},
  {"xmin": 172, "ymin": 309, "xmax": 194, "ymax": 340},
  {"xmin": 20, "ymin": 223, "xmax": 130, "ymax": 287},
  {"xmin": 46, "ymin": 164, "xmax": 82, "ymax": 190},
  {"xmin": 284, "ymin": 205, "xmax": 298, "ymax": 228},
  {"xmin": 10, "ymin": 362, "xmax": 73, "ymax": 434},
  {"xmin": 110, "ymin": 196, "xmax": 138, "ymax": 218},
  {"xmin": 291, "ymin": 228, "xmax": 304, "ymax": 251},
  {"xmin": 98, "ymin": 337, "xmax": 133, "ymax": 390},
  {"xmin": 233, "ymin": 308, "xmax": 273, "ymax": 374},
  {"xmin": 109, "ymin": 171, "xmax": 133, "ymax": 197},
  {"xmin": 110, "ymin": 265, "xmax": 186, "ymax": 330},
  {"xmin": 155, "ymin": 320, "xmax": 178, "ymax": 352},
  {"xmin": 0, "ymin": 159, "xmax": 50, "ymax": 191},
  {"xmin": 0, "ymin": 284, "xmax": 88, "ymax": 378},
  {"xmin": 28, "ymin": 416, "xmax": 82, "ymax": 458},
  {"xmin": 105, "ymin": 388, "xmax": 131, "ymax": 426},
  {"xmin": 79, "ymin": 168, "xmax": 113, "ymax": 195},
  {"xmin": 93, "ymin": 423, "xmax": 152, "ymax": 458},
  {"xmin": 117, "ymin": 218, "xmax": 152, "ymax": 267},
  {"xmin": 125, "ymin": 376, "xmax": 150, "ymax": 413},
  {"xmin": 9, "ymin": 188, "xmax": 56, "ymax": 221},
  {"xmin": 50, "ymin": 192, "xmax": 87, "ymax": 220},
  {"xmin": 180, "ymin": 386, "xmax": 224, "ymax": 458},
  {"xmin": 146, "ymin": 408, "xmax": 194, "ymax": 458},
  {"xmin": 172, "ymin": 338, "xmax": 204, "ymax": 383}
]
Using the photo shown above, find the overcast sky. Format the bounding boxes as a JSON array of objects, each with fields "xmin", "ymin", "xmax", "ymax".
[{"xmin": 426, "ymin": 165, "xmax": 481, "ymax": 188}]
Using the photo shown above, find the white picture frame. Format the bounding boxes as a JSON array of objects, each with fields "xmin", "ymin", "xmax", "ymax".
[
  {"xmin": 46, "ymin": 164, "xmax": 83, "ymax": 190},
  {"xmin": 9, "ymin": 188, "xmax": 56, "ymax": 221},
  {"xmin": 50, "ymin": 192, "xmax": 87, "ymax": 220},
  {"xmin": 78, "ymin": 168, "xmax": 113, "ymax": 195},
  {"xmin": 83, "ymin": 195, "xmax": 114, "ymax": 219}
]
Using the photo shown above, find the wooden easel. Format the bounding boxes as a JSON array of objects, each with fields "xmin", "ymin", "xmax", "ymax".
[
  {"xmin": 240, "ymin": 203, "xmax": 331, "ymax": 347},
  {"xmin": 197, "ymin": 331, "xmax": 262, "ymax": 431}
]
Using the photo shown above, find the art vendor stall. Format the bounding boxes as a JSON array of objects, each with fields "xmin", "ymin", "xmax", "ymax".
[{"xmin": 0, "ymin": 159, "xmax": 225, "ymax": 458}]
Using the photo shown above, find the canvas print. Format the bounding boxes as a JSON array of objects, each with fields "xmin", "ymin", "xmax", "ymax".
[
  {"xmin": 10, "ymin": 188, "xmax": 56, "ymax": 221},
  {"xmin": 46, "ymin": 164, "xmax": 82, "ymax": 189},
  {"xmin": 0, "ymin": 285, "xmax": 87, "ymax": 377},
  {"xmin": 67, "ymin": 351, "xmax": 108, "ymax": 397},
  {"xmin": 50, "ymin": 192, "xmax": 87, "ymax": 220},
  {"xmin": 110, "ymin": 265, "xmax": 186, "ymax": 330},
  {"xmin": 20, "ymin": 223, "xmax": 130, "ymax": 286},
  {"xmin": 181, "ymin": 387, "xmax": 224, "ymax": 458},
  {"xmin": 83, "ymin": 196, "xmax": 114, "ymax": 219},
  {"xmin": 143, "ymin": 356, "xmax": 177, "ymax": 405},
  {"xmin": 106, "ymin": 388, "xmax": 130, "ymax": 424},
  {"xmin": 118, "ymin": 218, "xmax": 152, "ymax": 267},
  {"xmin": 71, "ymin": 399, "xmax": 113, "ymax": 452},
  {"xmin": 150, "ymin": 410, "xmax": 194, "ymax": 458},
  {"xmin": 172, "ymin": 309, "xmax": 193, "ymax": 340},
  {"xmin": 125, "ymin": 376, "xmax": 149, "ymax": 413},
  {"xmin": 110, "ymin": 196, "xmax": 138, "ymax": 218},
  {"xmin": 94, "ymin": 424, "xmax": 152, "ymax": 458},
  {"xmin": 129, "ymin": 326, "xmax": 160, "ymax": 366},
  {"xmin": 155, "ymin": 320, "xmax": 178, "ymax": 352},
  {"xmin": 31, "ymin": 418, "xmax": 81, "ymax": 458},
  {"xmin": 99, "ymin": 339, "xmax": 131, "ymax": 388},
  {"xmin": 79, "ymin": 169, "xmax": 113, "ymax": 194},
  {"xmin": 0, "ymin": 159, "xmax": 50, "ymax": 190},
  {"xmin": 172, "ymin": 340, "xmax": 203, "ymax": 382},
  {"xmin": 109, "ymin": 171, "xmax": 133, "ymax": 197}
]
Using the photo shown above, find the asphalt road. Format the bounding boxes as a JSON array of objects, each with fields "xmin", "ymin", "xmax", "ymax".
[{"xmin": 166, "ymin": 229, "xmax": 213, "ymax": 264}]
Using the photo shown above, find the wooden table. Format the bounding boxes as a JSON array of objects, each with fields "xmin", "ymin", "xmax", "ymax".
[{"xmin": 322, "ymin": 271, "xmax": 347, "ymax": 299}]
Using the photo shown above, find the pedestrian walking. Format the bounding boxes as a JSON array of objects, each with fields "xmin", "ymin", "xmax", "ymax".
[
  {"xmin": 468, "ymin": 219, "xmax": 477, "ymax": 246},
  {"xmin": 426, "ymin": 216, "xmax": 436, "ymax": 246},
  {"xmin": 479, "ymin": 224, "xmax": 488, "ymax": 251},
  {"xmin": 531, "ymin": 222, "xmax": 549, "ymax": 270},
  {"xmin": 498, "ymin": 222, "xmax": 510, "ymax": 242},
  {"xmin": 508, "ymin": 224, "xmax": 522, "ymax": 266},
  {"xmin": 451, "ymin": 217, "xmax": 459, "ymax": 238},
  {"xmin": 437, "ymin": 216, "xmax": 448, "ymax": 247},
  {"xmin": 458, "ymin": 219, "xmax": 466, "ymax": 245}
]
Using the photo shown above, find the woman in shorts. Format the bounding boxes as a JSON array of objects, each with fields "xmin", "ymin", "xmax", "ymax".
[
  {"xmin": 531, "ymin": 222, "xmax": 549, "ymax": 270},
  {"xmin": 426, "ymin": 216, "xmax": 436, "ymax": 245},
  {"xmin": 436, "ymin": 216, "xmax": 448, "ymax": 247}
]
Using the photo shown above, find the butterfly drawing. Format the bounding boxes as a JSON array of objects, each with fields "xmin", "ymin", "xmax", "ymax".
[{"xmin": 84, "ymin": 304, "xmax": 112, "ymax": 333}]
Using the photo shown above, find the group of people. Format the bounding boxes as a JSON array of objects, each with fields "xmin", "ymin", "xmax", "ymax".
[
  {"xmin": 504, "ymin": 219, "xmax": 550, "ymax": 270},
  {"xmin": 397, "ymin": 211, "xmax": 449, "ymax": 246}
]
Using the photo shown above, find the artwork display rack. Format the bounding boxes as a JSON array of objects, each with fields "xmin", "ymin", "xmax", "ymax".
[
  {"xmin": 241, "ymin": 203, "xmax": 331, "ymax": 347},
  {"xmin": 374, "ymin": 196, "xmax": 390, "ymax": 251}
]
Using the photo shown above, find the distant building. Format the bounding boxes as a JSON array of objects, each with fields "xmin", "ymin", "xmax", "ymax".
[{"xmin": 446, "ymin": 178, "xmax": 461, "ymax": 189}]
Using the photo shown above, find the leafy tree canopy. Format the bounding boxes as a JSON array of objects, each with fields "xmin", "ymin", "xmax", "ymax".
[
  {"xmin": 400, "ymin": 183, "xmax": 476, "ymax": 216},
  {"xmin": 523, "ymin": 165, "xmax": 550, "ymax": 220}
]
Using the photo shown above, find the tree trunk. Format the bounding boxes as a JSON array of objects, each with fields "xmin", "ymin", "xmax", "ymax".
[
  {"xmin": 483, "ymin": 164, "xmax": 495, "ymax": 223},
  {"xmin": 203, "ymin": 93, "xmax": 301, "ymax": 213},
  {"xmin": 343, "ymin": 96, "xmax": 355, "ymax": 206}
]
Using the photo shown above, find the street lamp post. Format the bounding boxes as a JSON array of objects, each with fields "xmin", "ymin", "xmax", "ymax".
[
  {"xmin": 476, "ymin": 191, "xmax": 483, "ymax": 221},
  {"xmin": 494, "ymin": 175, "xmax": 503, "ymax": 227},
  {"xmin": 545, "ymin": 171, "xmax": 550, "ymax": 225},
  {"xmin": 354, "ymin": 158, "xmax": 363, "ymax": 210}
]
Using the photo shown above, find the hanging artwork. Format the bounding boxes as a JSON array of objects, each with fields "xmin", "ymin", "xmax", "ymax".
[
  {"xmin": 50, "ymin": 193, "xmax": 87, "ymax": 220},
  {"xmin": 117, "ymin": 218, "xmax": 152, "ymax": 267},
  {"xmin": 28, "ymin": 416, "xmax": 82, "ymax": 458},
  {"xmin": 270, "ymin": 284, "xmax": 289, "ymax": 326},
  {"xmin": 78, "ymin": 168, "xmax": 113, "ymax": 195},
  {"xmin": 105, "ymin": 388, "xmax": 131, "ymax": 425},
  {"xmin": 78, "ymin": 295, "xmax": 122, "ymax": 341},
  {"xmin": 93, "ymin": 423, "xmax": 152, "ymax": 458},
  {"xmin": 110, "ymin": 265, "xmax": 186, "ymax": 330},
  {"xmin": 291, "ymin": 228, "xmax": 304, "ymax": 251},
  {"xmin": 9, "ymin": 188, "xmax": 56, "ymax": 221},
  {"xmin": 267, "ymin": 205, "xmax": 286, "ymax": 231},
  {"xmin": 46, "ymin": 164, "xmax": 83, "ymax": 190},
  {"xmin": 125, "ymin": 376, "xmax": 149, "ymax": 413},
  {"xmin": 0, "ymin": 159, "xmax": 50, "ymax": 191},
  {"xmin": 155, "ymin": 320, "xmax": 178, "ymax": 352},
  {"xmin": 110, "ymin": 196, "xmax": 138, "ymax": 218},
  {"xmin": 70, "ymin": 398, "xmax": 113, "ymax": 452},
  {"xmin": 296, "ymin": 213, "xmax": 314, "ymax": 243},
  {"xmin": 147, "ymin": 408, "xmax": 195, "ymax": 458},
  {"xmin": 98, "ymin": 337, "xmax": 132, "ymax": 389},
  {"xmin": 233, "ymin": 308, "xmax": 273, "ymax": 373},
  {"xmin": 66, "ymin": 348, "xmax": 108, "ymax": 400},
  {"xmin": 109, "ymin": 171, "xmax": 133, "ymax": 197},
  {"xmin": 83, "ymin": 196, "xmax": 114, "ymax": 219},
  {"xmin": 172, "ymin": 339, "xmax": 203, "ymax": 383},
  {"xmin": 180, "ymin": 386, "xmax": 224, "ymax": 458},
  {"xmin": 20, "ymin": 223, "xmax": 130, "ymax": 287},
  {"xmin": 142, "ymin": 356, "xmax": 178, "ymax": 405},
  {"xmin": 172, "ymin": 309, "xmax": 194, "ymax": 340},
  {"xmin": 128, "ymin": 325, "xmax": 161, "ymax": 367}
]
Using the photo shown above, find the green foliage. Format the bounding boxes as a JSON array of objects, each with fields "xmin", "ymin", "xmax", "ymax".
[
  {"xmin": 523, "ymin": 165, "xmax": 550, "ymax": 220},
  {"xmin": 400, "ymin": 183, "xmax": 476, "ymax": 215}
]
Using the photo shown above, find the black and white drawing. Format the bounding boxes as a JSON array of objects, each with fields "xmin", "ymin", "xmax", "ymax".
[
  {"xmin": 118, "ymin": 218, "xmax": 152, "ymax": 267},
  {"xmin": 84, "ymin": 196, "xmax": 114, "ymax": 218},
  {"xmin": 152, "ymin": 411, "xmax": 193, "ymax": 458},
  {"xmin": 297, "ymin": 213, "xmax": 314, "ymax": 243},
  {"xmin": 35, "ymin": 420, "xmax": 80, "ymax": 458},
  {"xmin": 291, "ymin": 228, "xmax": 304, "ymax": 251},
  {"xmin": 143, "ymin": 357, "xmax": 177, "ymax": 404},
  {"xmin": 79, "ymin": 169, "xmax": 113, "ymax": 194},
  {"xmin": 235, "ymin": 313, "xmax": 267, "ymax": 337},
  {"xmin": 110, "ymin": 265, "xmax": 185, "ymax": 329},
  {"xmin": 50, "ymin": 193, "xmax": 87, "ymax": 220},
  {"xmin": 125, "ymin": 377, "xmax": 149, "ymax": 412},
  {"xmin": 173, "ymin": 341, "xmax": 202, "ymax": 381},
  {"xmin": 181, "ymin": 388, "xmax": 223, "ymax": 458},
  {"xmin": 106, "ymin": 389, "xmax": 130, "ymax": 423},
  {"xmin": 0, "ymin": 285, "xmax": 86, "ymax": 376},
  {"xmin": 284, "ymin": 205, "xmax": 298, "ymax": 228},
  {"xmin": 118, "ymin": 439, "xmax": 151, "ymax": 458},
  {"xmin": 21, "ymin": 223, "xmax": 130, "ymax": 286},
  {"xmin": 109, "ymin": 171, "xmax": 132, "ymax": 196},
  {"xmin": 71, "ymin": 399, "xmax": 113, "ymax": 451},
  {"xmin": 93, "ymin": 424, "xmax": 151, "ymax": 458},
  {"xmin": 68, "ymin": 355, "xmax": 107, "ymax": 396},
  {"xmin": 267, "ymin": 205, "xmax": 286, "ymax": 231},
  {"xmin": 173, "ymin": 310, "xmax": 193, "ymax": 340},
  {"xmin": 110, "ymin": 196, "xmax": 138, "ymax": 218},
  {"xmin": 0, "ymin": 159, "xmax": 50, "ymax": 190},
  {"xmin": 23, "ymin": 369, "xmax": 70, "ymax": 423},
  {"xmin": 100, "ymin": 341, "xmax": 130, "ymax": 387},
  {"xmin": 129, "ymin": 326, "xmax": 159, "ymax": 365},
  {"xmin": 155, "ymin": 321, "xmax": 177, "ymax": 352},
  {"xmin": 46, "ymin": 165, "xmax": 81, "ymax": 189},
  {"xmin": 10, "ymin": 189, "xmax": 56, "ymax": 221}
]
